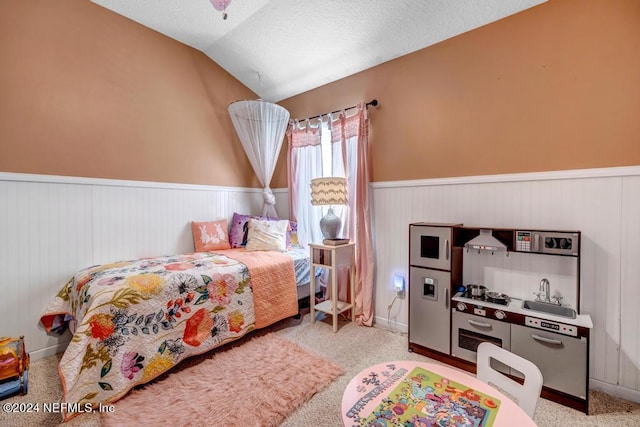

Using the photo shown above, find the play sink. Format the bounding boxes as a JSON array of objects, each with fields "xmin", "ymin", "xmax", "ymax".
[{"xmin": 522, "ymin": 300, "xmax": 577, "ymax": 319}]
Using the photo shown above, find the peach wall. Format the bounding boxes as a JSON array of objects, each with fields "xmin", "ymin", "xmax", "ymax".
[
  {"xmin": 273, "ymin": 0, "xmax": 640, "ymax": 187},
  {"xmin": 0, "ymin": 0, "xmax": 259, "ymax": 188}
]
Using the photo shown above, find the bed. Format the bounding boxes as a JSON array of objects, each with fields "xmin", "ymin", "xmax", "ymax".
[{"xmin": 40, "ymin": 246, "xmax": 314, "ymax": 421}]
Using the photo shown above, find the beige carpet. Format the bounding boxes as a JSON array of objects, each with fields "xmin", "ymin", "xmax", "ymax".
[{"xmin": 2, "ymin": 310, "xmax": 640, "ymax": 426}]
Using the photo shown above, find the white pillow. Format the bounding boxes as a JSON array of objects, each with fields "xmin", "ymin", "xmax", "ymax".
[{"xmin": 244, "ymin": 218, "xmax": 289, "ymax": 252}]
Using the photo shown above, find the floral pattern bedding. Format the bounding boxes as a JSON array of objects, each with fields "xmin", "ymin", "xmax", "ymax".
[{"xmin": 40, "ymin": 251, "xmax": 296, "ymax": 421}]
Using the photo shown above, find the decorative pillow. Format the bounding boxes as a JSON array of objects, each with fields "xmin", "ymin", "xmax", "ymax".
[
  {"xmin": 244, "ymin": 218, "xmax": 289, "ymax": 252},
  {"xmin": 229, "ymin": 212, "xmax": 296, "ymax": 249},
  {"xmin": 191, "ymin": 220, "xmax": 231, "ymax": 252},
  {"xmin": 288, "ymin": 220, "xmax": 302, "ymax": 248},
  {"xmin": 229, "ymin": 213, "xmax": 256, "ymax": 248}
]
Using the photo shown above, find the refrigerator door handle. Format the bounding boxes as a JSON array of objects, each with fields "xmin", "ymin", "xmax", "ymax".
[{"xmin": 445, "ymin": 239, "xmax": 450, "ymax": 261}]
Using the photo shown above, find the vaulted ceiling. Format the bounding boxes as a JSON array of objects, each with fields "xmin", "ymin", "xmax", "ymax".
[{"xmin": 92, "ymin": 0, "xmax": 546, "ymax": 102}]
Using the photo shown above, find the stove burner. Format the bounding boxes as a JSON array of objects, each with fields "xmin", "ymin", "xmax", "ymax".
[
  {"xmin": 461, "ymin": 288, "xmax": 510, "ymax": 305},
  {"xmin": 485, "ymin": 291, "xmax": 510, "ymax": 305}
]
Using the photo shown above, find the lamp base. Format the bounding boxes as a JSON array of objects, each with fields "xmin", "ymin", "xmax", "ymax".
[{"xmin": 319, "ymin": 207, "xmax": 342, "ymax": 240}]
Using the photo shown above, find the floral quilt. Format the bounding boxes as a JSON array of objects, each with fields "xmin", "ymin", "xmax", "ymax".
[{"xmin": 40, "ymin": 251, "xmax": 297, "ymax": 421}]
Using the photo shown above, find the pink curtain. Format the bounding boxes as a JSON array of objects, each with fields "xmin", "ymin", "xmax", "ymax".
[
  {"xmin": 287, "ymin": 104, "xmax": 375, "ymax": 326},
  {"xmin": 331, "ymin": 103, "xmax": 375, "ymax": 326}
]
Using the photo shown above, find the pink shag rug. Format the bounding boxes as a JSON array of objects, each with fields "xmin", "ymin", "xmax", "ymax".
[{"xmin": 101, "ymin": 333, "xmax": 344, "ymax": 426}]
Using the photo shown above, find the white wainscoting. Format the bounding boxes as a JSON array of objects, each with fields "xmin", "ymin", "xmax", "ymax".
[
  {"xmin": 0, "ymin": 173, "xmax": 288, "ymax": 360},
  {"xmin": 3, "ymin": 167, "xmax": 639, "ymax": 401},
  {"xmin": 372, "ymin": 166, "xmax": 640, "ymax": 401}
]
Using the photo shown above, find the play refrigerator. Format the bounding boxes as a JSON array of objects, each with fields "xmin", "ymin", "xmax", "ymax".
[{"xmin": 408, "ymin": 223, "xmax": 463, "ymax": 357}]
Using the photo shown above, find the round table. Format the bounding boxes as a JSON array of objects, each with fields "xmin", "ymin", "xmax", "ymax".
[{"xmin": 341, "ymin": 361, "xmax": 537, "ymax": 426}]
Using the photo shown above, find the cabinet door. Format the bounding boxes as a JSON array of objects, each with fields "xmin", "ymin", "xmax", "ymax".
[
  {"xmin": 511, "ymin": 324, "xmax": 588, "ymax": 399},
  {"xmin": 409, "ymin": 267, "xmax": 451, "ymax": 354}
]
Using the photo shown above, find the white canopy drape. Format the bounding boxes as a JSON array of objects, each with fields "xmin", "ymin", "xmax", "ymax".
[{"xmin": 228, "ymin": 100, "xmax": 290, "ymax": 217}]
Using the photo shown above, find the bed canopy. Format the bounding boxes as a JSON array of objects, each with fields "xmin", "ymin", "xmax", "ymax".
[{"xmin": 228, "ymin": 99, "xmax": 290, "ymax": 217}]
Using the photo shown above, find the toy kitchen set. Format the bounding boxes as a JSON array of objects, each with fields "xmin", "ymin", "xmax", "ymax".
[{"xmin": 408, "ymin": 223, "xmax": 593, "ymax": 413}]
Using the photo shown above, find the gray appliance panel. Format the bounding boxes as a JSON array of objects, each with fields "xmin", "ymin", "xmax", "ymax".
[
  {"xmin": 511, "ymin": 324, "xmax": 587, "ymax": 398},
  {"xmin": 409, "ymin": 267, "xmax": 451, "ymax": 354},
  {"xmin": 409, "ymin": 225, "xmax": 453, "ymax": 271},
  {"xmin": 451, "ymin": 310, "xmax": 512, "ymax": 374}
]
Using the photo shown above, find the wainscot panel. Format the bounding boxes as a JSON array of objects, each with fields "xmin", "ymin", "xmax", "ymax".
[
  {"xmin": 0, "ymin": 172, "xmax": 279, "ymax": 360},
  {"xmin": 370, "ymin": 166, "xmax": 640, "ymax": 403}
]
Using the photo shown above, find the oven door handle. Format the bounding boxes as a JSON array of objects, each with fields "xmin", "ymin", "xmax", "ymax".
[
  {"xmin": 531, "ymin": 334, "xmax": 563, "ymax": 346},
  {"xmin": 467, "ymin": 319, "xmax": 492, "ymax": 329},
  {"xmin": 444, "ymin": 239, "xmax": 450, "ymax": 261},
  {"xmin": 444, "ymin": 287, "xmax": 449, "ymax": 310}
]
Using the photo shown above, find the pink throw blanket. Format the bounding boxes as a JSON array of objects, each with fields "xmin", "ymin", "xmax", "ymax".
[{"xmin": 221, "ymin": 248, "xmax": 299, "ymax": 328}]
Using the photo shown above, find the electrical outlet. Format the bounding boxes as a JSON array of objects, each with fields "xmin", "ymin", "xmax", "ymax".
[
  {"xmin": 393, "ymin": 274, "xmax": 404, "ymax": 292},
  {"xmin": 394, "ymin": 274, "xmax": 405, "ymax": 298}
]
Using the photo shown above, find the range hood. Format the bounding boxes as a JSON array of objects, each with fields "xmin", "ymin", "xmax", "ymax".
[{"xmin": 464, "ymin": 229, "xmax": 508, "ymax": 253}]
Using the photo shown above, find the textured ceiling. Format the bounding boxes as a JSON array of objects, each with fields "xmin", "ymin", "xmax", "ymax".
[{"xmin": 92, "ymin": 0, "xmax": 546, "ymax": 102}]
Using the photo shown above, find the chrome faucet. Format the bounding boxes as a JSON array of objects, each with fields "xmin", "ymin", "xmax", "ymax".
[{"xmin": 539, "ymin": 278, "xmax": 551, "ymax": 303}]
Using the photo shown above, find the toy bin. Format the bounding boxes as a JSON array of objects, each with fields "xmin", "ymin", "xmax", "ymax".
[{"xmin": 0, "ymin": 336, "xmax": 29, "ymax": 399}]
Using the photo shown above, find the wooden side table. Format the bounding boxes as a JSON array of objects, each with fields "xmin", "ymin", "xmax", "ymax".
[{"xmin": 309, "ymin": 242, "xmax": 356, "ymax": 332}]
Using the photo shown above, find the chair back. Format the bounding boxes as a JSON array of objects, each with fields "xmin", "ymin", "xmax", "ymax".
[{"xmin": 476, "ymin": 342, "xmax": 543, "ymax": 418}]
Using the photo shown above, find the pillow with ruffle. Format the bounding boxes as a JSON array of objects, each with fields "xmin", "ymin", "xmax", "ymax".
[
  {"xmin": 229, "ymin": 212, "xmax": 297, "ymax": 249},
  {"xmin": 244, "ymin": 218, "xmax": 289, "ymax": 252},
  {"xmin": 191, "ymin": 220, "xmax": 231, "ymax": 252}
]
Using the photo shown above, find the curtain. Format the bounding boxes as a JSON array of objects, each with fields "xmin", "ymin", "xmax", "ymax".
[
  {"xmin": 286, "ymin": 122, "xmax": 324, "ymax": 248},
  {"xmin": 330, "ymin": 103, "xmax": 375, "ymax": 326},
  {"xmin": 287, "ymin": 103, "xmax": 375, "ymax": 326},
  {"xmin": 228, "ymin": 100, "xmax": 290, "ymax": 217}
]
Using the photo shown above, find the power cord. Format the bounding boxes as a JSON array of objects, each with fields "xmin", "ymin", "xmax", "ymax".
[{"xmin": 386, "ymin": 294, "xmax": 399, "ymax": 330}]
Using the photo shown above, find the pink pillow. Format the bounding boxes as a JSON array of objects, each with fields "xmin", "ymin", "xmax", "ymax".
[{"xmin": 191, "ymin": 220, "xmax": 231, "ymax": 252}]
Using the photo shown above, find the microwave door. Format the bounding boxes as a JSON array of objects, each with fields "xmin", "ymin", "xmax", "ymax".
[
  {"xmin": 409, "ymin": 225, "xmax": 453, "ymax": 270},
  {"xmin": 531, "ymin": 232, "xmax": 580, "ymax": 256}
]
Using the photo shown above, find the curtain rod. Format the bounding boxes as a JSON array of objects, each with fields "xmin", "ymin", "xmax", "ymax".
[{"xmin": 297, "ymin": 99, "xmax": 378, "ymax": 123}]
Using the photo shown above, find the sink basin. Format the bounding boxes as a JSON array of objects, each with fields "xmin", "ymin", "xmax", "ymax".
[{"xmin": 522, "ymin": 300, "xmax": 577, "ymax": 319}]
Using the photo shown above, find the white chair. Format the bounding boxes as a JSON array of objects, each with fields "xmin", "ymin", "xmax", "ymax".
[{"xmin": 476, "ymin": 342, "xmax": 543, "ymax": 418}]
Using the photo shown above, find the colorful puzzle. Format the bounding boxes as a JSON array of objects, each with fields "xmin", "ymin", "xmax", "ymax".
[{"xmin": 361, "ymin": 366, "xmax": 501, "ymax": 426}]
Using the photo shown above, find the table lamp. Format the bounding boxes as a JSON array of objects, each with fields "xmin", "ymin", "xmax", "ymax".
[{"xmin": 310, "ymin": 177, "xmax": 348, "ymax": 240}]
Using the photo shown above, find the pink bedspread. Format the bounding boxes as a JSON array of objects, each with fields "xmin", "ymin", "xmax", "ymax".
[
  {"xmin": 221, "ymin": 248, "xmax": 298, "ymax": 328},
  {"xmin": 40, "ymin": 250, "xmax": 297, "ymax": 421}
]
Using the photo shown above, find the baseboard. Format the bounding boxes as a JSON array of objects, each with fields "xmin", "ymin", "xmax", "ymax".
[
  {"xmin": 29, "ymin": 342, "xmax": 69, "ymax": 361},
  {"xmin": 590, "ymin": 378, "xmax": 640, "ymax": 404},
  {"xmin": 374, "ymin": 314, "xmax": 408, "ymax": 334}
]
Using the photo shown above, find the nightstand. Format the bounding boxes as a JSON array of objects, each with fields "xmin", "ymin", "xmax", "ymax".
[{"xmin": 309, "ymin": 242, "xmax": 356, "ymax": 332}]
